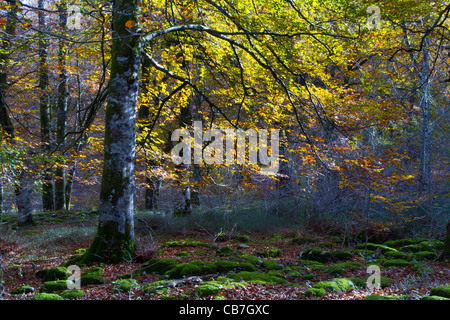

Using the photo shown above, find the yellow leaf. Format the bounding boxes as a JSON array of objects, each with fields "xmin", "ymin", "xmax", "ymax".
[{"xmin": 125, "ymin": 20, "xmax": 135, "ymax": 28}]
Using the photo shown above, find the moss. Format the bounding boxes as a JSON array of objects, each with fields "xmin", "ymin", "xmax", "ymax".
[
  {"xmin": 79, "ymin": 221, "xmax": 135, "ymax": 264},
  {"xmin": 299, "ymin": 248, "xmax": 352, "ymax": 263},
  {"xmin": 229, "ymin": 271, "xmax": 287, "ymax": 284},
  {"xmin": 291, "ymin": 237, "xmax": 315, "ymax": 245},
  {"xmin": 254, "ymin": 247, "xmax": 282, "ymax": 258},
  {"xmin": 60, "ymin": 289, "xmax": 85, "ymax": 299},
  {"xmin": 32, "ymin": 293, "xmax": 64, "ymax": 300},
  {"xmin": 300, "ymin": 260, "xmax": 326, "ymax": 270},
  {"xmin": 163, "ymin": 240, "xmax": 211, "ymax": 248},
  {"xmin": 383, "ymin": 239, "xmax": 416, "ymax": 248},
  {"xmin": 302, "ymin": 274, "xmax": 315, "ymax": 281},
  {"xmin": 81, "ymin": 267, "xmax": 105, "ymax": 285},
  {"xmin": 75, "ymin": 248, "xmax": 87, "ymax": 254},
  {"xmin": 142, "ymin": 280, "xmax": 172, "ymax": 294},
  {"xmin": 160, "ymin": 294, "xmax": 188, "ymax": 300},
  {"xmin": 11, "ymin": 285, "xmax": 35, "ymax": 295},
  {"xmin": 318, "ymin": 242, "xmax": 334, "ymax": 248},
  {"xmin": 430, "ymin": 285, "xmax": 450, "ymax": 299},
  {"xmin": 323, "ymin": 262, "xmax": 362, "ymax": 276},
  {"xmin": 313, "ymin": 278, "xmax": 355, "ymax": 292},
  {"xmin": 113, "ymin": 279, "xmax": 139, "ymax": 293},
  {"xmin": 193, "ymin": 284, "xmax": 222, "ymax": 298},
  {"xmin": 299, "ymin": 248, "xmax": 333, "ymax": 263},
  {"xmin": 382, "ymin": 259, "xmax": 412, "ymax": 268},
  {"xmin": 413, "ymin": 251, "xmax": 437, "ymax": 261},
  {"xmin": 216, "ymin": 246, "xmax": 234, "ymax": 256},
  {"xmin": 165, "ymin": 260, "xmax": 217, "ymax": 279},
  {"xmin": 35, "ymin": 269, "xmax": 49, "ymax": 279},
  {"xmin": 260, "ymin": 259, "xmax": 283, "ymax": 271},
  {"xmin": 40, "ymin": 280, "xmax": 68, "ymax": 293},
  {"xmin": 383, "ymin": 250, "xmax": 412, "ymax": 260},
  {"xmin": 44, "ymin": 266, "xmax": 70, "ymax": 281},
  {"xmin": 347, "ymin": 277, "xmax": 367, "ymax": 288},
  {"xmin": 355, "ymin": 243, "xmax": 396, "ymax": 253},
  {"xmin": 305, "ymin": 287, "xmax": 327, "ymax": 297},
  {"xmin": 422, "ymin": 295, "xmax": 450, "ymax": 300},
  {"xmin": 364, "ymin": 294, "xmax": 400, "ymax": 300},
  {"xmin": 175, "ymin": 251, "xmax": 192, "ymax": 258},
  {"xmin": 236, "ymin": 235, "xmax": 251, "ymax": 243},
  {"xmin": 135, "ymin": 258, "xmax": 178, "ymax": 275}
]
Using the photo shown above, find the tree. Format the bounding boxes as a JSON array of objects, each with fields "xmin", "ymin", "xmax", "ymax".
[{"xmin": 81, "ymin": 0, "xmax": 141, "ymax": 263}]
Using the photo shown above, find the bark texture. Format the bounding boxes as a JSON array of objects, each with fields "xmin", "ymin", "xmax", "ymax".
[{"xmin": 81, "ymin": 0, "xmax": 141, "ymax": 263}]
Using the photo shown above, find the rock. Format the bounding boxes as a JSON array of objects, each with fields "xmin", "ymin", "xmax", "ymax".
[
  {"xmin": 60, "ymin": 289, "xmax": 85, "ymax": 299},
  {"xmin": 304, "ymin": 288, "xmax": 327, "ymax": 297},
  {"xmin": 430, "ymin": 284, "xmax": 450, "ymax": 299},
  {"xmin": 40, "ymin": 280, "xmax": 68, "ymax": 293},
  {"xmin": 32, "ymin": 293, "xmax": 64, "ymax": 300},
  {"xmin": 134, "ymin": 258, "xmax": 177, "ymax": 276},
  {"xmin": 10, "ymin": 285, "xmax": 35, "ymax": 295},
  {"xmin": 44, "ymin": 266, "xmax": 71, "ymax": 281}
]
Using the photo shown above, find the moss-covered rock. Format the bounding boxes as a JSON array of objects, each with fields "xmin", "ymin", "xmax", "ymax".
[
  {"xmin": 135, "ymin": 258, "xmax": 178, "ymax": 276},
  {"xmin": 32, "ymin": 293, "xmax": 64, "ymax": 300},
  {"xmin": 313, "ymin": 278, "xmax": 355, "ymax": 292},
  {"xmin": 236, "ymin": 235, "xmax": 251, "ymax": 243},
  {"xmin": 382, "ymin": 259, "xmax": 412, "ymax": 268},
  {"xmin": 355, "ymin": 243, "xmax": 396, "ymax": 253},
  {"xmin": 113, "ymin": 279, "xmax": 139, "ymax": 293},
  {"xmin": 216, "ymin": 246, "xmax": 234, "ymax": 256},
  {"xmin": 383, "ymin": 239, "xmax": 417, "ymax": 248},
  {"xmin": 81, "ymin": 267, "xmax": 105, "ymax": 285},
  {"xmin": 229, "ymin": 271, "xmax": 287, "ymax": 284},
  {"xmin": 35, "ymin": 268, "xmax": 49, "ymax": 279},
  {"xmin": 44, "ymin": 266, "xmax": 71, "ymax": 282},
  {"xmin": 413, "ymin": 251, "xmax": 437, "ymax": 261},
  {"xmin": 304, "ymin": 287, "xmax": 327, "ymax": 297},
  {"xmin": 10, "ymin": 285, "xmax": 35, "ymax": 295},
  {"xmin": 302, "ymin": 274, "xmax": 315, "ymax": 281},
  {"xmin": 422, "ymin": 295, "xmax": 450, "ymax": 300},
  {"xmin": 363, "ymin": 294, "xmax": 404, "ymax": 300},
  {"xmin": 254, "ymin": 247, "xmax": 282, "ymax": 258},
  {"xmin": 163, "ymin": 240, "xmax": 211, "ymax": 248},
  {"xmin": 383, "ymin": 250, "xmax": 412, "ymax": 260},
  {"xmin": 60, "ymin": 289, "xmax": 85, "ymax": 299},
  {"xmin": 193, "ymin": 284, "xmax": 222, "ymax": 298},
  {"xmin": 299, "ymin": 248, "xmax": 352, "ymax": 263},
  {"xmin": 430, "ymin": 284, "xmax": 450, "ymax": 299},
  {"xmin": 40, "ymin": 280, "xmax": 68, "ymax": 293}
]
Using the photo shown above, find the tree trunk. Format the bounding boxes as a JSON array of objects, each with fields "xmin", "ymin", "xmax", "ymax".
[
  {"xmin": 81, "ymin": 0, "xmax": 141, "ymax": 263},
  {"xmin": 15, "ymin": 172, "xmax": 34, "ymax": 226},
  {"xmin": 38, "ymin": 0, "xmax": 54, "ymax": 211},
  {"xmin": 54, "ymin": 0, "xmax": 68, "ymax": 211}
]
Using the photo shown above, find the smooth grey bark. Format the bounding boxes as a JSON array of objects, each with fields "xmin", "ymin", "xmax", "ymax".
[
  {"xmin": 54, "ymin": 0, "xmax": 68, "ymax": 211},
  {"xmin": 81, "ymin": 0, "xmax": 141, "ymax": 263}
]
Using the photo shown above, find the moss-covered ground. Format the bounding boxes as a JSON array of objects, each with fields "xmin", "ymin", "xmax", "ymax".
[{"xmin": 0, "ymin": 210, "xmax": 449, "ymax": 300}]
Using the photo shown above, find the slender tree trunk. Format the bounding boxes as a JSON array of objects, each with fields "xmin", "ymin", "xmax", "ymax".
[
  {"xmin": 38, "ymin": 0, "xmax": 54, "ymax": 211},
  {"xmin": 54, "ymin": 0, "xmax": 68, "ymax": 211},
  {"xmin": 438, "ymin": 220, "xmax": 450, "ymax": 261},
  {"xmin": 418, "ymin": 37, "xmax": 431, "ymax": 194},
  {"xmin": 81, "ymin": 0, "xmax": 141, "ymax": 263},
  {"xmin": 15, "ymin": 172, "xmax": 33, "ymax": 226}
]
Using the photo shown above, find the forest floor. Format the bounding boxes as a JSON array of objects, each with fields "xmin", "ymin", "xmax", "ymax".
[{"xmin": 0, "ymin": 210, "xmax": 449, "ymax": 301}]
